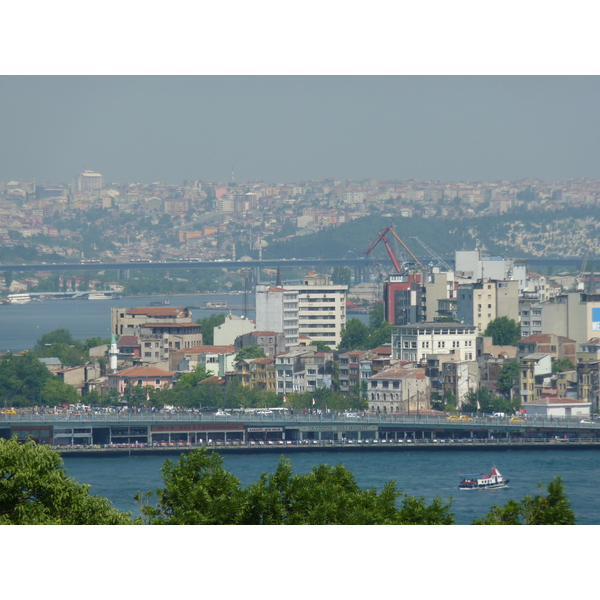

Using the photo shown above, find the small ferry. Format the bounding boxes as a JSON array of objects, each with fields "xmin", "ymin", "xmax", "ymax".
[
  {"xmin": 458, "ymin": 467, "xmax": 509, "ymax": 490},
  {"xmin": 7, "ymin": 293, "xmax": 31, "ymax": 304},
  {"xmin": 149, "ymin": 300, "xmax": 170, "ymax": 306}
]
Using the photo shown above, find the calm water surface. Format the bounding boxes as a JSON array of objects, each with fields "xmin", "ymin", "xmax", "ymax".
[
  {"xmin": 0, "ymin": 293, "xmax": 250, "ymax": 352},
  {"xmin": 0, "ymin": 292, "xmax": 370, "ymax": 352},
  {"xmin": 63, "ymin": 448, "xmax": 600, "ymax": 524}
]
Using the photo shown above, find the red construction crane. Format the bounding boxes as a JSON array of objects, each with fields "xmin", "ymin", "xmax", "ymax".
[{"xmin": 364, "ymin": 226, "xmax": 424, "ymax": 273}]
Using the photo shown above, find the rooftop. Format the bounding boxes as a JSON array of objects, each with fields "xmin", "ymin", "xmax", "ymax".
[{"xmin": 114, "ymin": 366, "xmax": 176, "ymax": 377}]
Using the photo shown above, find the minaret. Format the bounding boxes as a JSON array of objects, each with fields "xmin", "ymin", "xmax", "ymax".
[
  {"xmin": 276, "ymin": 265, "xmax": 282, "ymax": 287},
  {"xmin": 109, "ymin": 334, "xmax": 118, "ymax": 373}
]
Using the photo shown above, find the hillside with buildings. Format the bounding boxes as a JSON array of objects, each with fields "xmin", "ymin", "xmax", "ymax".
[{"xmin": 3, "ymin": 172, "xmax": 600, "ymax": 419}]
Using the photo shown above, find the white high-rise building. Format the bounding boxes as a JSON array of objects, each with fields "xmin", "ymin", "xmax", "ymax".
[
  {"xmin": 74, "ymin": 170, "xmax": 104, "ymax": 192},
  {"xmin": 256, "ymin": 272, "xmax": 347, "ymax": 349}
]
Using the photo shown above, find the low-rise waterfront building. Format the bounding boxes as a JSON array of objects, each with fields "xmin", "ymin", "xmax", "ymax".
[{"xmin": 368, "ymin": 366, "xmax": 430, "ymax": 414}]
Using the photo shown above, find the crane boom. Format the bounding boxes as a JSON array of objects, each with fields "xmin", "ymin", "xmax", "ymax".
[
  {"xmin": 387, "ymin": 228, "xmax": 424, "ymax": 270},
  {"xmin": 364, "ymin": 226, "xmax": 423, "ymax": 272},
  {"xmin": 410, "ymin": 236, "xmax": 452, "ymax": 271}
]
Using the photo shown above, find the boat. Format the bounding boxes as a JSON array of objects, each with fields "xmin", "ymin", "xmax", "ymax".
[
  {"xmin": 88, "ymin": 293, "xmax": 113, "ymax": 300},
  {"xmin": 458, "ymin": 467, "xmax": 509, "ymax": 490},
  {"xmin": 149, "ymin": 300, "xmax": 170, "ymax": 306},
  {"xmin": 7, "ymin": 293, "xmax": 31, "ymax": 304}
]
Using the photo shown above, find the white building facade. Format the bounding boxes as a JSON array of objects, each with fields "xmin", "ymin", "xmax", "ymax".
[
  {"xmin": 256, "ymin": 273, "xmax": 347, "ymax": 349},
  {"xmin": 392, "ymin": 323, "xmax": 477, "ymax": 363}
]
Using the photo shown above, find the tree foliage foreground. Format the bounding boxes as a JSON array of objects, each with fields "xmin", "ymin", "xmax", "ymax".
[
  {"xmin": 0, "ymin": 438, "xmax": 135, "ymax": 525},
  {"xmin": 137, "ymin": 447, "xmax": 454, "ymax": 525},
  {"xmin": 1, "ymin": 441, "xmax": 577, "ymax": 525}
]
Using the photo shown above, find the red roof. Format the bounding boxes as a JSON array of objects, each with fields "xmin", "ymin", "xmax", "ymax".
[
  {"xmin": 199, "ymin": 376, "xmax": 226, "ymax": 385},
  {"xmin": 117, "ymin": 335, "xmax": 139, "ymax": 347},
  {"xmin": 114, "ymin": 366, "xmax": 176, "ymax": 377},
  {"xmin": 371, "ymin": 346, "xmax": 392, "ymax": 356},
  {"xmin": 141, "ymin": 323, "xmax": 201, "ymax": 329},
  {"xmin": 371, "ymin": 367, "xmax": 426, "ymax": 380},
  {"xmin": 518, "ymin": 334, "xmax": 552, "ymax": 343},
  {"xmin": 176, "ymin": 345, "xmax": 235, "ymax": 354}
]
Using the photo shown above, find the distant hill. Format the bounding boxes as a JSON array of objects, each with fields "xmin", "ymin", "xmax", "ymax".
[{"xmin": 265, "ymin": 207, "xmax": 600, "ymax": 262}]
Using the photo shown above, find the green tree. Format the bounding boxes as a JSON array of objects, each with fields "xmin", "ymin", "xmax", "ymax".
[
  {"xmin": 138, "ymin": 448, "xmax": 244, "ymax": 525},
  {"xmin": 196, "ymin": 313, "xmax": 227, "ymax": 346},
  {"xmin": 30, "ymin": 328, "xmax": 105, "ymax": 367},
  {"xmin": 175, "ymin": 366, "xmax": 213, "ymax": 388},
  {"xmin": 312, "ymin": 341, "xmax": 332, "ymax": 352},
  {"xmin": 339, "ymin": 318, "xmax": 370, "ymax": 350},
  {"xmin": 483, "ymin": 316, "xmax": 521, "ymax": 346},
  {"xmin": 461, "ymin": 387, "xmax": 499, "ymax": 413},
  {"xmin": 235, "ymin": 345, "xmax": 266, "ymax": 362},
  {"xmin": 0, "ymin": 438, "xmax": 135, "ymax": 525},
  {"xmin": 41, "ymin": 378, "xmax": 80, "ymax": 405},
  {"xmin": 368, "ymin": 320, "xmax": 392, "ymax": 348},
  {"xmin": 497, "ymin": 360, "xmax": 519, "ymax": 398},
  {"xmin": 431, "ymin": 389, "xmax": 456, "ymax": 412},
  {"xmin": 552, "ymin": 358, "xmax": 575, "ymax": 373},
  {"xmin": 473, "ymin": 477, "xmax": 575, "ymax": 525},
  {"xmin": 140, "ymin": 449, "xmax": 455, "ymax": 525},
  {"xmin": 0, "ymin": 352, "xmax": 54, "ymax": 407},
  {"xmin": 369, "ymin": 303, "xmax": 385, "ymax": 330},
  {"xmin": 34, "ymin": 328, "xmax": 76, "ymax": 348}
]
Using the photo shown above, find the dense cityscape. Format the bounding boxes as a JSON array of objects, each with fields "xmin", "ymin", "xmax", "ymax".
[
  {"xmin": 2, "ymin": 171, "xmax": 600, "ymax": 268},
  {"xmin": 2, "ymin": 169, "xmax": 600, "ymax": 429}
]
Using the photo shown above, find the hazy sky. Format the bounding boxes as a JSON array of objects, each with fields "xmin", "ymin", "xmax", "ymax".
[{"xmin": 1, "ymin": 76, "xmax": 600, "ymax": 185}]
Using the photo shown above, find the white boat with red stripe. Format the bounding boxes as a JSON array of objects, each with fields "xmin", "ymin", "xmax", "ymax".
[{"xmin": 458, "ymin": 467, "xmax": 509, "ymax": 490}]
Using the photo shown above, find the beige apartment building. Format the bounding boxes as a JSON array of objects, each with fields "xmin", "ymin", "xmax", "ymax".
[{"xmin": 457, "ymin": 279, "xmax": 519, "ymax": 333}]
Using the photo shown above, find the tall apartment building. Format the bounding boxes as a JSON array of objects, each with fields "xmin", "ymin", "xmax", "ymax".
[
  {"xmin": 255, "ymin": 286, "xmax": 299, "ymax": 347},
  {"xmin": 519, "ymin": 298, "xmax": 544, "ymax": 337},
  {"xmin": 421, "ymin": 270, "xmax": 457, "ymax": 323},
  {"xmin": 383, "ymin": 273, "xmax": 421, "ymax": 325},
  {"xmin": 457, "ymin": 279, "xmax": 519, "ymax": 333},
  {"xmin": 540, "ymin": 292, "xmax": 600, "ymax": 345},
  {"xmin": 256, "ymin": 272, "xmax": 347, "ymax": 348}
]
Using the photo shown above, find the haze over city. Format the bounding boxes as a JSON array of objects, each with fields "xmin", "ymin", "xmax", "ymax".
[{"xmin": 2, "ymin": 76, "xmax": 600, "ymax": 185}]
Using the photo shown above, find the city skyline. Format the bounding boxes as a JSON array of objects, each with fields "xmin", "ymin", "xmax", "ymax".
[{"xmin": 2, "ymin": 76, "xmax": 600, "ymax": 185}]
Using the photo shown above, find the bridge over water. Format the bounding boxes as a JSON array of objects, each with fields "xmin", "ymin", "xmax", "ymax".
[
  {"xmin": 3, "ymin": 413, "xmax": 600, "ymax": 449},
  {"xmin": 0, "ymin": 256, "xmax": 585, "ymax": 291}
]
